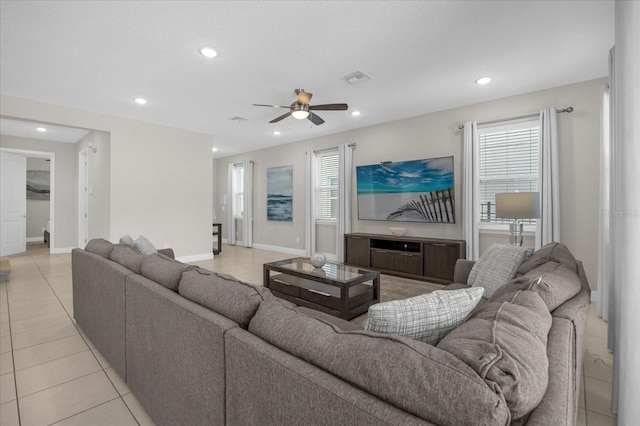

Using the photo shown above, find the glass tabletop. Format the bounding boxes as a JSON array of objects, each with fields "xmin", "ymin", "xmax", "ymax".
[{"xmin": 266, "ymin": 258, "xmax": 376, "ymax": 283}]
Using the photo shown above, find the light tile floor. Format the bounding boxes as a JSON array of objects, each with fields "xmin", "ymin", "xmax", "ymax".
[{"xmin": 0, "ymin": 243, "xmax": 616, "ymax": 425}]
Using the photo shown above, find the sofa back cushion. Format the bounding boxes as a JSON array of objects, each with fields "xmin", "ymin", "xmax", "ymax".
[
  {"xmin": 468, "ymin": 244, "xmax": 533, "ymax": 298},
  {"xmin": 248, "ymin": 299, "xmax": 510, "ymax": 425},
  {"xmin": 178, "ymin": 269, "xmax": 273, "ymax": 328},
  {"xmin": 85, "ymin": 238, "xmax": 115, "ymax": 259},
  {"xmin": 109, "ymin": 244, "xmax": 145, "ymax": 273},
  {"xmin": 140, "ymin": 253, "xmax": 193, "ymax": 292},
  {"xmin": 517, "ymin": 242, "xmax": 577, "ymax": 275},
  {"xmin": 491, "ymin": 261, "xmax": 583, "ymax": 312},
  {"xmin": 437, "ymin": 290, "xmax": 552, "ymax": 420}
]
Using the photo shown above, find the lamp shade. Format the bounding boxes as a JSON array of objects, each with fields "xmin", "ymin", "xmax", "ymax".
[{"xmin": 495, "ymin": 192, "xmax": 540, "ymax": 219}]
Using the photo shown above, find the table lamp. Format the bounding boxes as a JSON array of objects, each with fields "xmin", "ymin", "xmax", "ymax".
[{"xmin": 495, "ymin": 192, "xmax": 540, "ymax": 246}]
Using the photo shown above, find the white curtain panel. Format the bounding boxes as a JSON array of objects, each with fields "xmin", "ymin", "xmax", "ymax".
[
  {"xmin": 462, "ymin": 121, "xmax": 479, "ymax": 260},
  {"xmin": 610, "ymin": 1, "xmax": 640, "ymax": 419},
  {"xmin": 305, "ymin": 150, "xmax": 316, "ymax": 256},
  {"xmin": 598, "ymin": 81, "xmax": 612, "ymax": 323},
  {"xmin": 226, "ymin": 163, "xmax": 235, "ymax": 245},
  {"xmin": 242, "ymin": 160, "xmax": 253, "ymax": 248},
  {"xmin": 336, "ymin": 144, "xmax": 353, "ymax": 262},
  {"xmin": 535, "ymin": 108, "xmax": 560, "ymax": 249}
]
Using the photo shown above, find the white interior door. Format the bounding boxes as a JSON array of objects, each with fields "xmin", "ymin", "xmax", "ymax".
[
  {"xmin": 78, "ymin": 149, "xmax": 89, "ymax": 247},
  {"xmin": 1, "ymin": 151, "xmax": 27, "ymax": 256}
]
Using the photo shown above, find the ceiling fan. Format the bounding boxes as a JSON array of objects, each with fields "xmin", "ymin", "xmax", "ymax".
[{"xmin": 253, "ymin": 89, "xmax": 348, "ymax": 125}]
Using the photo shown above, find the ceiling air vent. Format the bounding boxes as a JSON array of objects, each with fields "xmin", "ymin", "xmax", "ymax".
[
  {"xmin": 342, "ymin": 70, "xmax": 371, "ymax": 85},
  {"xmin": 230, "ymin": 116, "xmax": 248, "ymax": 122}
]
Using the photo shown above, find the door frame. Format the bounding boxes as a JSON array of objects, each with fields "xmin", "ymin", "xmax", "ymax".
[
  {"xmin": 0, "ymin": 147, "xmax": 56, "ymax": 252},
  {"xmin": 78, "ymin": 148, "xmax": 89, "ymax": 248}
]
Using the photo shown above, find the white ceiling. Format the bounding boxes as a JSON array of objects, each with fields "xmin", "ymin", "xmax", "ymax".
[
  {"xmin": 0, "ymin": 118, "xmax": 90, "ymax": 143},
  {"xmin": 0, "ymin": 1, "xmax": 614, "ymax": 157}
]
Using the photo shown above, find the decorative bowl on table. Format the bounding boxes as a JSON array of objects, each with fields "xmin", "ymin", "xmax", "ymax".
[{"xmin": 389, "ymin": 227, "xmax": 407, "ymax": 237}]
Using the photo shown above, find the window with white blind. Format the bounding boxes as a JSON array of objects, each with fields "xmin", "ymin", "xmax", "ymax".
[
  {"xmin": 478, "ymin": 119, "xmax": 539, "ymax": 226},
  {"xmin": 232, "ymin": 163, "xmax": 244, "ymax": 218},
  {"xmin": 316, "ymin": 151, "xmax": 338, "ymax": 221}
]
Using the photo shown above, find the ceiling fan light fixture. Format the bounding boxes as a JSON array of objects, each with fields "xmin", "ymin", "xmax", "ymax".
[{"xmin": 291, "ymin": 104, "xmax": 310, "ymax": 120}]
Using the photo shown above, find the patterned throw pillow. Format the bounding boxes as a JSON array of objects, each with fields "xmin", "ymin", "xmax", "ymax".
[
  {"xmin": 134, "ymin": 235, "xmax": 158, "ymax": 255},
  {"xmin": 468, "ymin": 244, "xmax": 533, "ymax": 298},
  {"xmin": 364, "ymin": 287, "xmax": 484, "ymax": 345},
  {"xmin": 119, "ymin": 234, "xmax": 135, "ymax": 246}
]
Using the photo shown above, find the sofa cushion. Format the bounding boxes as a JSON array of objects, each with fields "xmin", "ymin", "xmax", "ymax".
[
  {"xmin": 364, "ymin": 287, "xmax": 484, "ymax": 345},
  {"xmin": 178, "ymin": 269, "xmax": 273, "ymax": 328},
  {"xmin": 249, "ymin": 299, "xmax": 510, "ymax": 425},
  {"xmin": 517, "ymin": 242, "xmax": 577, "ymax": 275},
  {"xmin": 109, "ymin": 244, "xmax": 145, "ymax": 274},
  {"xmin": 468, "ymin": 244, "xmax": 533, "ymax": 298},
  {"xmin": 85, "ymin": 238, "xmax": 115, "ymax": 259},
  {"xmin": 140, "ymin": 253, "xmax": 193, "ymax": 292},
  {"xmin": 437, "ymin": 290, "xmax": 552, "ymax": 420},
  {"xmin": 492, "ymin": 262, "xmax": 583, "ymax": 312}
]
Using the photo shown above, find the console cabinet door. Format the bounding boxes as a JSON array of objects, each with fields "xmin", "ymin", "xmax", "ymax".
[
  {"xmin": 345, "ymin": 235, "xmax": 369, "ymax": 267},
  {"xmin": 423, "ymin": 242, "xmax": 459, "ymax": 282},
  {"xmin": 370, "ymin": 249, "xmax": 395, "ymax": 271},
  {"xmin": 395, "ymin": 252, "xmax": 422, "ymax": 276}
]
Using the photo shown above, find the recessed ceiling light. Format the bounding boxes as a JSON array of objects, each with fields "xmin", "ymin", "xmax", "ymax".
[
  {"xmin": 273, "ymin": 131, "xmax": 281, "ymax": 136},
  {"xmin": 351, "ymin": 111, "xmax": 361, "ymax": 117},
  {"xmin": 36, "ymin": 127, "xmax": 47, "ymax": 132},
  {"xmin": 134, "ymin": 98, "xmax": 148, "ymax": 105},
  {"xmin": 476, "ymin": 77, "xmax": 492, "ymax": 85},
  {"xmin": 200, "ymin": 47, "xmax": 217, "ymax": 58},
  {"xmin": 211, "ymin": 147, "xmax": 218, "ymax": 152}
]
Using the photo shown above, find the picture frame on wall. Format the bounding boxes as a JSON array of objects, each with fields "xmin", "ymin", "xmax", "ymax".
[
  {"xmin": 267, "ymin": 165, "xmax": 293, "ymax": 221},
  {"xmin": 26, "ymin": 170, "xmax": 50, "ymax": 200}
]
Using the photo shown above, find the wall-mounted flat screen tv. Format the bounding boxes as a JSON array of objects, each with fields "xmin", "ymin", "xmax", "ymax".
[{"xmin": 356, "ymin": 156, "xmax": 455, "ymax": 223}]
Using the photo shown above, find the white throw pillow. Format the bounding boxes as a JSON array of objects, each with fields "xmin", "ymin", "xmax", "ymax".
[
  {"xmin": 364, "ymin": 287, "xmax": 484, "ymax": 345},
  {"xmin": 119, "ymin": 234, "xmax": 135, "ymax": 246},
  {"xmin": 468, "ymin": 244, "xmax": 533, "ymax": 298}
]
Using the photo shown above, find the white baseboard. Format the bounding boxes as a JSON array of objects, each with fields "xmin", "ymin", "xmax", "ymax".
[
  {"xmin": 177, "ymin": 253, "xmax": 214, "ymax": 263},
  {"xmin": 26, "ymin": 237, "xmax": 44, "ymax": 243},
  {"xmin": 591, "ymin": 290, "xmax": 598, "ymax": 302},
  {"xmin": 252, "ymin": 243, "xmax": 307, "ymax": 257},
  {"xmin": 51, "ymin": 247, "xmax": 74, "ymax": 254}
]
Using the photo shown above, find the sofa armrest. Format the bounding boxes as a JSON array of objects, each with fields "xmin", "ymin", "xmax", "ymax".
[
  {"xmin": 158, "ymin": 248, "xmax": 175, "ymax": 259},
  {"xmin": 453, "ymin": 259, "xmax": 475, "ymax": 284}
]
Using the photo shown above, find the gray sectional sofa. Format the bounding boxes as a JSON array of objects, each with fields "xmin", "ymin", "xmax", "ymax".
[{"xmin": 72, "ymin": 239, "xmax": 590, "ymax": 425}]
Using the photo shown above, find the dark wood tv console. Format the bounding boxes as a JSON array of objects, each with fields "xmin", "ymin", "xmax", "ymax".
[{"xmin": 344, "ymin": 233, "xmax": 466, "ymax": 284}]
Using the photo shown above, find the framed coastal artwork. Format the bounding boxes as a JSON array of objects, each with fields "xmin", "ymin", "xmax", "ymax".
[
  {"xmin": 267, "ymin": 165, "xmax": 293, "ymax": 221},
  {"xmin": 356, "ymin": 156, "xmax": 455, "ymax": 223},
  {"xmin": 26, "ymin": 170, "xmax": 51, "ymax": 201}
]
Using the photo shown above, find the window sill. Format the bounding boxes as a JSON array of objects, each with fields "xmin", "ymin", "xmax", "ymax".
[{"xmin": 315, "ymin": 220, "xmax": 337, "ymax": 226}]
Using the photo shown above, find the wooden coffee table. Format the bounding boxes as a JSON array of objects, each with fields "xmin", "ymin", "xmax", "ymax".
[{"xmin": 264, "ymin": 257, "xmax": 380, "ymax": 320}]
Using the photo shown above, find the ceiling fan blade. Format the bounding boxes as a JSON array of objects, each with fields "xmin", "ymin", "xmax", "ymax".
[
  {"xmin": 253, "ymin": 104, "xmax": 290, "ymax": 109},
  {"xmin": 308, "ymin": 112, "xmax": 325, "ymax": 125},
  {"xmin": 269, "ymin": 112, "xmax": 292, "ymax": 123},
  {"xmin": 309, "ymin": 103, "xmax": 348, "ymax": 111},
  {"xmin": 297, "ymin": 90, "xmax": 312, "ymax": 104}
]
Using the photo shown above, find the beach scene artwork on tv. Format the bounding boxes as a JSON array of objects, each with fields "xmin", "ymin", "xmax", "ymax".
[
  {"xmin": 356, "ymin": 156, "xmax": 455, "ymax": 223},
  {"xmin": 267, "ymin": 165, "xmax": 293, "ymax": 221}
]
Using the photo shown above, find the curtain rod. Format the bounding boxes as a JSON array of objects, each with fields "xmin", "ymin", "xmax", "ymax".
[
  {"xmin": 457, "ymin": 107, "xmax": 573, "ymax": 130},
  {"xmin": 312, "ymin": 142, "xmax": 356, "ymax": 154}
]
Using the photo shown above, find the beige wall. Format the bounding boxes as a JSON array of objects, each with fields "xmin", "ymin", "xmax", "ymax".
[
  {"xmin": 25, "ymin": 157, "xmax": 50, "ymax": 239},
  {"xmin": 1, "ymin": 95, "xmax": 214, "ymax": 258},
  {"xmin": 215, "ymin": 78, "xmax": 604, "ymax": 289},
  {"xmin": 1, "ymin": 135, "xmax": 78, "ymax": 248}
]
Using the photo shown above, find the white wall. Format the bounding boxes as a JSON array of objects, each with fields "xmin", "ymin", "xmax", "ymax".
[
  {"xmin": 215, "ymin": 78, "xmax": 604, "ymax": 289},
  {"xmin": 1, "ymin": 135, "xmax": 77, "ymax": 248},
  {"xmin": 1, "ymin": 95, "xmax": 214, "ymax": 257},
  {"xmin": 25, "ymin": 157, "xmax": 50, "ymax": 240}
]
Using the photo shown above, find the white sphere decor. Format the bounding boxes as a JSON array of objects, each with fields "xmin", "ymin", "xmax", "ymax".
[{"xmin": 310, "ymin": 252, "xmax": 327, "ymax": 268}]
